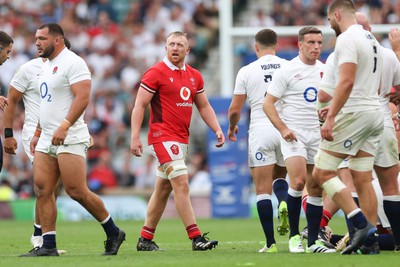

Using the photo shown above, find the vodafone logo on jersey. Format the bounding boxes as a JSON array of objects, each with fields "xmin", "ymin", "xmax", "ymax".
[
  {"xmin": 176, "ymin": 87, "xmax": 193, "ymax": 107},
  {"xmin": 180, "ymin": 87, "xmax": 191, "ymax": 101}
]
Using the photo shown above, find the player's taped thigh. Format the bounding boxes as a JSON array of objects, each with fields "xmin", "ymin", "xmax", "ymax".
[
  {"xmin": 348, "ymin": 157, "xmax": 374, "ymax": 172},
  {"xmin": 158, "ymin": 159, "xmax": 188, "ymax": 179},
  {"xmin": 314, "ymin": 149, "xmax": 343, "ymax": 171},
  {"xmin": 321, "ymin": 176, "xmax": 347, "ymax": 198}
]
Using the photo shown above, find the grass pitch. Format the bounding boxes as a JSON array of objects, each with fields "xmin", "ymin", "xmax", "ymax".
[{"xmin": 0, "ymin": 217, "xmax": 398, "ymax": 267}]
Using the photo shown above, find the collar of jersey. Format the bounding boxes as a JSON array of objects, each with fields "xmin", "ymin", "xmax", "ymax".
[{"xmin": 163, "ymin": 57, "xmax": 186, "ymax": 71}]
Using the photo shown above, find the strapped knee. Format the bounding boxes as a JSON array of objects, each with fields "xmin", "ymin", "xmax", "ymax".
[
  {"xmin": 348, "ymin": 157, "xmax": 374, "ymax": 172},
  {"xmin": 321, "ymin": 176, "xmax": 347, "ymax": 198},
  {"xmin": 159, "ymin": 159, "xmax": 188, "ymax": 179},
  {"xmin": 314, "ymin": 149, "xmax": 343, "ymax": 171}
]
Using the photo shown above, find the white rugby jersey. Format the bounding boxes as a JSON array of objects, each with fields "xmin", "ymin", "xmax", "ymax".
[
  {"xmin": 333, "ymin": 24, "xmax": 382, "ymax": 113},
  {"xmin": 380, "ymin": 46, "xmax": 400, "ymax": 127},
  {"xmin": 38, "ymin": 48, "xmax": 91, "ymax": 143},
  {"xmin": 268, "ymin": 55, "xmax": 324, "ymax": 130},
  {"xmin": 10, "ymin": 58, "xmax": 43, "ymax": 141},
  {"xmin": 234, "ymin": 54, "xmax": 287, "ymax": 128}
]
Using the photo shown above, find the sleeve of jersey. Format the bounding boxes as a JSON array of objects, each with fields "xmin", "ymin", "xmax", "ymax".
[
  {"xmin": 233, "ymin": 67, "xmax": 246, "ymax": 95},
  {"xmin": 267, "ymin": 68, "xmax": 285, "ymax": 98},
  {"xmin": 68, "ymin": 56, "xmax": 91, "ymax": 84},
  {"xmin": 10, "ymin": 64, "xmax": 28, "ymax": 93},
  {"xmin": 335, "ymin": 36, "xmax": 358, "ymax": 66},
  {"xmin": 140, "ymin": 68, "xmax": 159, "ymax": 94},
  {"xmin": 195, "ymin": 70, "xmax": 204, "ymax": 94}
]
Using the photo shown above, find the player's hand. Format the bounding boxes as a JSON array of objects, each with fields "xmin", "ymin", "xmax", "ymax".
[
  {"xmin": 281, "ymin": 128, "xmax": 297, "ymax": 142},
  {"xmin": 52, "ymin": 126, "xmax": 68, "ymax": 146},
  {"xmin": 30, "ymin": 136, "xmax": 39, "ymax": 156},
  {"xmin": 215, "ymin": 130, "xmax": 225, "ymax": 147},
  {"xmin": 387, "ymin": 91, "xmax": 400, "ymax": 105},
  {"xmin": 3, "ymin": 136, "xmax": 17, "ymax": 155},
  {"xmin": 131, "ymin": 138, "xmax": 143, "ymax": 157},
  {"xmin": 0, "ymin": 96, "xmax": 8, "ymax": 111},
  {"xmin": 321, "ymin": 117, "xmax": 335, "ymax": 141},
  {"xmin": 227, "ymin": 125, "xmax": 238, "ymax": 142}
]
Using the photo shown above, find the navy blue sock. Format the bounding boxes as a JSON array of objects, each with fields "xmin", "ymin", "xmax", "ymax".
[
  {"xmin": 272, "ymin": 178, "xmax": 288, "ymax": 203},
  {"xmin": 378, "ymin": 234, "xmax": 395, "ymax": 250},
  {"xmin": 33, "ymin": 224, "xmax": 42, "ymax": 236},
  {"xmin": 257, "ymin": 198, "xmax": 276, "ymax": 247},
  {"xmin": 305, "ymin": 202, "xmax": 323, "ymax": 247},
  {"xmin": 348, "ymin": 210, "xmax": 367, "ymax": 230},
  {"xmin": 42, "ymin": 233, "xmax": 56, "ymax": 249},
  {"xmin": 383, "ymin": 199, "xmax": 400, "ymax": 246},
  {"xmin": 101, "ymin": 217, "xmax": 119, "ymax": 239},
  {"xmin": 346, "ymin": 197, "xmax": 359, "ymax": 242},
  {"xmin": 287, "ymin": 194, "xmax": 302, "ymax": 237}
]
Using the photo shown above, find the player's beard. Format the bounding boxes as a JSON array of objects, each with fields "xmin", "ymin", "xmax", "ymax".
[{"xmin": 39, "ymin": 44, "xmax": 55, "ymax": 58}]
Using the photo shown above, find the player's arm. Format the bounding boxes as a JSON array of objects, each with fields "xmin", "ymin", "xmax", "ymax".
[
  {"xmin": 130, "ymin": 87, "xmax": 153, "ymax": 157},
  {"xmin": 52, "ymin": 79, "xmax": 91, "ymax": 146},
  {"xmin": 194, "ymin": 92, "xmax": 225, "ymax": 147},
  {"xmin": 3, "ymin": 86, "xmax": 23, "ymax": 154},
  {"xmin": 263, "ymin": 93, "xmax": 296, "ymax": 142},
  {"xmin": 321, "ymin": 63, "xmax": 356, "ymax": 141},
  {"xmin": 227, "ymin": 94, "xmax": 246, "ymax": 142}
]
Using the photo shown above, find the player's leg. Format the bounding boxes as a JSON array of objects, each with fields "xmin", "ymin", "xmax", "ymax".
[
  {"xmin": 314, "ymin": 149, "xmax": 376, "ymax": 254},
  {"xmin": 137, "ymin": 175, "xmax": 172, "ymax": 251},
  {"xmin": 305, "ymin": 168, "xmax": 336, "ymax": 253},
  {"xmin": 251, "ymin": 164, "xmax": 277, "ymax": 252},
  {"xmin": 20, "ymin": 151, "xmax": 60, "ymax": 257},
  {"xmin": 58, "ymin": 146, "xmax": 125, "ymax": 255},
  {"xmin": 375, "ymin": 164, "xmax": 400, "ymax": 251},
  {"xmin": 285, "ymin": 156, "xmax": 307, "ymax": 253}
]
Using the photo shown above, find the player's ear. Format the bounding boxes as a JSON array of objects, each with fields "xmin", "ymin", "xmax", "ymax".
[{"xmin": 185, "ymin": 47, "xmax": 190, "ymax": 55}]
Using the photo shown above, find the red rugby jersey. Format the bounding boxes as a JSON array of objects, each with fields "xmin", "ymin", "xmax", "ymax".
[{"xmin": 140, "ymin": 60, "xmax": 204, "ymax": 145}]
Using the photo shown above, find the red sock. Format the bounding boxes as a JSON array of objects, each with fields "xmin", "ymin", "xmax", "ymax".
[
  {"xmin": 141, "ymin": 226, "xmax": 155, "ymax": 240},
  {"xmin": 186, "ymin": 224, "xmax": 201, "ymax": 240},
  {"xmin": 320, "ymin": 210, "xmax": 332, "ymax": 227},
  {"xmin": 302, "ymin": 194, "xmax": 308, "ymax": 213}
]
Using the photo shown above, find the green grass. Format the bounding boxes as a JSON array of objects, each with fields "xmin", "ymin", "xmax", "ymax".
[{"xmin": 0, "ymin": 217, "xmax": 398, "ymax": 267}]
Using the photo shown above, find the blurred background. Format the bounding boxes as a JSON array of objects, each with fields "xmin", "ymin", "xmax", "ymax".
[{"xmin": 0, "ymin": 0, "xmax": 397, "ymax": 221}]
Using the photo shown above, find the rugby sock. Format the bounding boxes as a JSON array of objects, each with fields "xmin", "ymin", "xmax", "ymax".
[
  {"xmin": 345, "ymin": 195, "xmax": 359, "ymax": 242},
  {"xmin": 256, "ymin": 194, "xmax": 275, "ymax": 247},
  {"xmin": 301, "ymin": 194, "xmax": 308, "ymax": 213},
  {"xmin": 33, "ymin": 223, "xmax": 42, "ymax": 236},
  {"xmin": 378, "ymin": 233, "xmax": 395, "ymax": 251},
  {"xmin": 272, "ymin": 178, "xmax": 288, "ymax": 203},
  {"xmin": 186, "ymin": 224, "xmax": 201, "ymax": 240},
  {"xmin": 42, "ymin": 232, "xmax": 56, "ymax": 249},
  {"xmin": 306, "ymin": 197, "xmax": 323, "ymax": 247},
  {"xmin": 101, "ymin": 216, "xmax": 120, "ymax": 238},
  {"xmin": 287, "ymin": 188, "xmax": 302, "ymax": 237},
  {"xmin": 383, "ymin": 197, "xmax": 400, "ymax": 246},
  {"xmin": 347, "ymin": 208, "xmax": 367, "ymax": 230},
  {"xmin": 141, "ymin": 226, "xmax": 156, "ymax": 240},
  {"xmin": 320, "ymin": 209, "xmax": 332, "ymax": 227}
]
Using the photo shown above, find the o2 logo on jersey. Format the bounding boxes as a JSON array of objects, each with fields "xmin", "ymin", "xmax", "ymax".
[
  {"xmin": 180, "ymin": 87, "xmax": 191, "ymax": 101},
  {"xmin": 40, "ymin": 82, "xmax": 52, "ymax": 102},
  {"xmin": 303, "ymin": 87, "xmax": 317, "ymax": 103}
]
